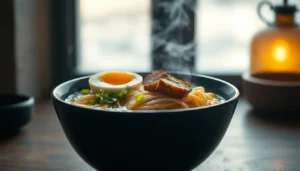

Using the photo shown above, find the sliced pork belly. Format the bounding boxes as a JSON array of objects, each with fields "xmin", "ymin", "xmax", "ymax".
[
  {"xmin": 142, "ymin": 69, "xmax": 169, "ymax": 85},
  {"xmin": 143, "ymin": 70, "xmax": 192, "ymax": 99},
  {"xmin": 156, "ymin": 76, "xmax": 192, "ymax": 98}
]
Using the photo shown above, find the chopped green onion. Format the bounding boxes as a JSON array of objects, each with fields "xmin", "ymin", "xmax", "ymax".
[
  {"xmin": 92, "ymin": 86, "xmax": 131, "ymax": 105},
  {"xmin": 108, "ymin": 92, "xmax": 119, "ymax": 99},
  {"xmin": 81, "ymin": 89, "xmax": 90, "ymax": 95},
  {"xmin": 135, "ymin": 94, "xmax": 144, "ymax": 102},
  {"xmin": 89, "ymin": 100, "xmax": 96, "ymax": 105},
  {"xmin": 119, "ymin": 91, "xmax": 127, "ymax": 99}
]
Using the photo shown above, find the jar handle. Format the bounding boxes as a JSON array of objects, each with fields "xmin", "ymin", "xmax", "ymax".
[{"xmin": 257, "ymin": 1, "xmax": 274, "ymax": 26}]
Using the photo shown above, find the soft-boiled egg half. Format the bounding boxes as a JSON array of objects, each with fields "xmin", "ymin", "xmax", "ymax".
[{"xmin": 88, "ymin": 71, "xmax": 143, "ymax": 93}]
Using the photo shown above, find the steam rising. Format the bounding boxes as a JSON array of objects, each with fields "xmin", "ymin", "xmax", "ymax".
[{"xmin": 151, "ymin": 0, "xmax": 196, "ymax": 73}]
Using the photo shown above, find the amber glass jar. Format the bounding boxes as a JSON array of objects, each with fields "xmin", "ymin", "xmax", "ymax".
[{"xmin": 250, "ymin": 0, "xmax": 300, "ymax": 76}]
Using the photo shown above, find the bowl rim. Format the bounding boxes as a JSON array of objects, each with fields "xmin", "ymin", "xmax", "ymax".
[
  {"xmin": 51, "ymin": 72, "xmax": 240, "ymax": 114},
  {"xmin": 0, "ymin": 94, "xmax": 35, "ymax": 110},
  {"xmin": 242, "ymin": 71, "xmax": 300, "ymax": 87}
]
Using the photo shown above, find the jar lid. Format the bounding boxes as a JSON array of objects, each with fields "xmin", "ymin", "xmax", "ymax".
[{"xmin": 273, "ymin": 0, "xmax": 298, "ymax": 14}]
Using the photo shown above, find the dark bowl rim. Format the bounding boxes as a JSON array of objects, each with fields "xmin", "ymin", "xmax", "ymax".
[
  {"xmin": 0, "ymin": 94, "xmax": 35, "ymax": 110},
  {"xmin": 51, "ymin": 72, "xmax": 240, "ymax": 114}
]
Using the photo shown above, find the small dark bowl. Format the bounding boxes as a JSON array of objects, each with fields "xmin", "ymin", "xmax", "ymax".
[
  {"xmin": 52, "ymin": 73, "xmax": 239, "ymax": 171},
  {"xmin": 243, "ymin": 71, "xmax": 300, "ymax": 113},
  {"xmin": 0, "ymin": 94, "xmax": 34, "ymax": 135}
]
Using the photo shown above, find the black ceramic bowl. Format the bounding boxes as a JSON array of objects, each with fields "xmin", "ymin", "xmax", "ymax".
[
  {"xmin": 0, "ymin": 94, "xmax": 34, "ymax": 135},
  {"xmin": 52, "ymin": 73, "xmax": 239, "ymax": 171}
]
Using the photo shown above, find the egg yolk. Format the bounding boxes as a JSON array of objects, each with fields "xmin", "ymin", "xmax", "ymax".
[{"xmin": 99, "ymin": 72, "xmax": 135, "ymax": 85}]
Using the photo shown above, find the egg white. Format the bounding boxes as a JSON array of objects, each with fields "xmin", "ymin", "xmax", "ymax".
[{"xmin": 88, "ymin": 71, "xmax": 143, "ymax": 93}]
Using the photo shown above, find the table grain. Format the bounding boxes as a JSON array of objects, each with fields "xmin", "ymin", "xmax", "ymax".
[{"xmin": 0, "ymin": 98, "xmax": 300, "ymax": 171}]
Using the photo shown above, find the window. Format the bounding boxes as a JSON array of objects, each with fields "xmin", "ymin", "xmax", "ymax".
[
  {"xmin": 77, "ymin": 0, "xmax": 151, "ymax": 73},
  {"xmin": 76, "ymin": 0, "xmax": 300, "ymax": 75},
  {"xmin": 197, "ymin": 0, "xmax": 265, "ymax": 74}
]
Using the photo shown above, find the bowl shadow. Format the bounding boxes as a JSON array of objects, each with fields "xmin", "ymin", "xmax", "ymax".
[{"xmin": 0, "ymin": 129, "xmax": 23, "ymax": 142}]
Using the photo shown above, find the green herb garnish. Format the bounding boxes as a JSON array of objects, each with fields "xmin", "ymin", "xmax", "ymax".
[
  {"xmin": 119, "ymin": 87, "xmax": 129, "ymax": 99},
  {"xmin": 135, "ymin": 93, "xmax": 144, "ymax": 102},
  {"xmin": 81, "ymin": 89, "xmax": 90, "ymax": 95},
  {"xmin": 88, "ymin": 100, "xmax": 96, "ymax": 106},
  {"xmin": 89, "ymin": 86, "xmax": 131, "ymax": 106}
]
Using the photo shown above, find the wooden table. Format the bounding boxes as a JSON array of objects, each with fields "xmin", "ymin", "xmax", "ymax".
[{"xmin": 1, "ymin": 98, "xmax": 300, "ymax": 171}]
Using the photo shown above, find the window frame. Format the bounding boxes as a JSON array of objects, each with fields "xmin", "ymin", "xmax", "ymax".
[{"xmin": 51, "ymin": 0, "xmax": 78, "ymax": 86}]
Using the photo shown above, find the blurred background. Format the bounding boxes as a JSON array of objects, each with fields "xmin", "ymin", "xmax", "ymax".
[
  {"xmin": 76, "ymin": 0, "xmax": 299, "ymax": 74},
  {"xmin": 1, "ymin": 0, "xmax": 300, "ymax": 100}
]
